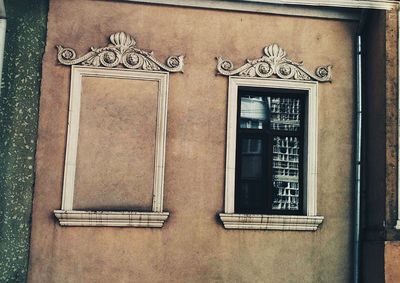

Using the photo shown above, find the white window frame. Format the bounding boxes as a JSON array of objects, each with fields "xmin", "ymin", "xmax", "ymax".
[
  {"xmin": 54, "ymin": 66, "xmax": 169, "ymax": 227},
  {"xmin": 219, "ymin": 77, "xmax": 324, "ymax": 231}
]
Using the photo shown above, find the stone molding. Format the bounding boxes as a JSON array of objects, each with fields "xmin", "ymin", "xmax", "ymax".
[
  {"xmin": 57, "ymin": 31, "xmax": 184, "ymax": 72},
  {"xmin": 54, "ymin": 67, "xmax": 171, "ymax": 228},
  {"xmin": 236, "ymin": 0, "xmax": 398, "ymax": 9},
  {"xmin": 54, "ymin": 210, "xmax": 170, "ymax": 227},
  {"xmin": 219, "ymin": 213, "xmax": 324, "ymax": 231},
  {"xmin": 217, "ymin": 43, "xmax": 332, "ymax": 82}
]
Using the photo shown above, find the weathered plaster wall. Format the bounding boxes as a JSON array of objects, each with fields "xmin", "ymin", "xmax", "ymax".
[
  {"xmin": 385, "ymin": 242, "xmax": 400, "ymax": 283},
  {"xmin": 29, "ymin": 0, "xmax": 357, "ymax": 282},
  {"xmin": 0, "ymin": 0, "xmax": 48, "ymax": 282},
  {"xmin": 384, "ymin": 8, "xmax": 400, "ymax": 283},
  {"xmin": 384, "ymin": 9, "xmax": 399, "ymax": 240},
  {"xmin": 74, "ymin": 78, "xmax": 158, "ymax": 211}
]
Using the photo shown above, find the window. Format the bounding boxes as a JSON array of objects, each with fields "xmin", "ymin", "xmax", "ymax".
[
  {"xmin": 236, "ymin": 89, "xmax": 304, "ymax": 214},
  {"xmin": 219, "ymin": 77, "xmax": 324, "ymax": 231},
  {"xmin": 53, "ymin": 31, "xmax": 184, "ymax": 228}
]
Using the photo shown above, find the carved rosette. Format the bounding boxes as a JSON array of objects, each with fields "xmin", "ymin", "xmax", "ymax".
[
  {"xmin": 217, "ymin": 44, "xmax": 331, "ymax": 82},
  {"xmin": 57, "ymin": 32, "xmax": 184, "ymax": 72}
]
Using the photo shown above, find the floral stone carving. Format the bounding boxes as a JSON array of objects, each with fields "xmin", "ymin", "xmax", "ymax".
[
  {"xmin": 217, "ymin": 44, "xmax": 331, "ymax": 82},
  {"xmin": 57, "ymin": 32, "xmax": 184, "ymax": 72}
]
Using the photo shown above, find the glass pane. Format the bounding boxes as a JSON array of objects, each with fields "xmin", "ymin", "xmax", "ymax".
[
  {"xmin": 236, "ymin": 91, "xmax": 304, "ymax": 214},
  {"xmin": 270, "ymin": 97, "xmax": 301, "ymax": 131},
  {"xmin": 237, "ymin": 138, "xmax": 265, "ymax": 211},
  {"xmin": 241, "ymin": 138, "xmax": 263, "ymax": 178},
  {"xmin": 240, "ymin": 95, "xmax": 269, "ymax": 129},
  {"xmin": 272, "ymin": 136, "xmax": 300, "ymax": 211},
  {"xmin": 237, "ymin": 180, "xmax": 264, "ymax": 211}
]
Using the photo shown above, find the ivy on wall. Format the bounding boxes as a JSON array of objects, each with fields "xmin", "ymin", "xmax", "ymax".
[{"xmin": 0, "ymin": 0, "xmax": 48, "ymax": 282}]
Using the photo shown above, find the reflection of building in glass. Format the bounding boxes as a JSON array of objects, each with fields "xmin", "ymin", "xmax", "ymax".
[
  {"xmin": 270, "ymin": 97, "xmax": 300, "ymax": 131},
  {"xmin": 242, "ymin": 138, "xmax": 262, "ymax": 154},
  {"xmin": 272, "ymin": 136, "xmax": 300, "ymax": 210},
  {"xmin": 240, "ymin": 139, "xmax": 263, "ymax": 181},
  {"xmin": 240, "ymin": 96, "xmax": 269, "ymax": 129},
  {"xmin": 239, "ymin": 94, "xmax": 302, "ymax": 211}
]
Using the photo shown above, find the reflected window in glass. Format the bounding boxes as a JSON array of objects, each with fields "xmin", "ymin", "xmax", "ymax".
[{"xmin": 235, "ymin": 89, "xmax": 305, "ymax": 215}]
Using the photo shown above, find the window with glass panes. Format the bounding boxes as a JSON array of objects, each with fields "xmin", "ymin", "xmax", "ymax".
[{"xmin": 235, "ymin": 88, "xmax": 305, "ymax": 215}]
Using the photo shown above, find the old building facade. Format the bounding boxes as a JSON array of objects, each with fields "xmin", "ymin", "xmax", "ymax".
[{"xmin": 1, "ymin": 0, "xmax": 400, "ymax": 282}]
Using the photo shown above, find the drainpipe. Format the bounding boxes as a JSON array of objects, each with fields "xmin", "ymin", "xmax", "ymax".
[
  {"xmin": 353, "ymin": 10, "xmax": 368, "ymax": 282},
  {"xmin": 353, "ymin": 33, "xmax": 363, "ymax": 283},
  {"xmin": 0, "ymin": 0, "xmax": 6, "ymax": 91}
]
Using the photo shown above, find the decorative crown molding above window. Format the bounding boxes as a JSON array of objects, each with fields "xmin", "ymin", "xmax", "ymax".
[
  {"xmin": 57, "ymin": 31, "xmax": 184, "ymax": 72},
  {"xmin": 217, "ymin": 43, "xmax": 332, "ymax": 82}
]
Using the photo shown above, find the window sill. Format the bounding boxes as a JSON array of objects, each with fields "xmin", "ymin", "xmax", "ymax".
[
  {"xmin": 219, "ymin": 213, "xmax": 324, "ymax": 231},
  {"xmin": 54, "ymin": 210, "xmax": 169, "ymax": 228}
]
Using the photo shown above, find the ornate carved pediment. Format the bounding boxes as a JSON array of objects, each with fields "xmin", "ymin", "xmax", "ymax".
[
  {"xmin": 217, "ymin": 44, "xmax": 332, "ymax": 82},
  {"xmin": 57, "ymin": 32, "xmax": 184, "ymax": 72}
]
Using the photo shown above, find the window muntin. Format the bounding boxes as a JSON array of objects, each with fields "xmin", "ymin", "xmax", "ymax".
[{"xmin": 235, "ymin": 89, "xmax": 305, "ymax": 215}]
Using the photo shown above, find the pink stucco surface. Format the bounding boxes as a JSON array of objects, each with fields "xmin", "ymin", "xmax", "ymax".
[{"xmin": 29, "ymin": 0, "xmax": 358, "ymax": 282}]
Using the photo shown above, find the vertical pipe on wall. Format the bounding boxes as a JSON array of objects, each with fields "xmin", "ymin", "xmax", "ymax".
[
  {"xmin": 354, "ymin": 34, "xmax": 362, "ymax": 283},
  {"xmin": 0, "ymin": 0, "xmax": 6, "ymax": 90}
]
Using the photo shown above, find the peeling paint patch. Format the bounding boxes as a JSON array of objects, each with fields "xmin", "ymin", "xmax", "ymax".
[{"xmin": 0, "ymin": 0, "xmax": 48, "ymax": 282}]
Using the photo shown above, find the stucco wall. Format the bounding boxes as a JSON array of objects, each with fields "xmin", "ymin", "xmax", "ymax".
[
  {"xmin": 74, "ymin": 77, "xmax": 158, "ymax": 211},
  {"xmin": 385, "ymin": 242, "xmax": 400, "ymax": 283},
  {"xmin": 28, "ymin": 0, "xmax": 357, "ymax": 282}
]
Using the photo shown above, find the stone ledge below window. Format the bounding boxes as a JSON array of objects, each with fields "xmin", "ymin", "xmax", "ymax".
[
  {"xmin": 54, "ymin": 210, "xmax": 169, "ymax": 228},
  {"xmin": 219, "ymin": 213, "xmax": 324, "ymax": 231}
]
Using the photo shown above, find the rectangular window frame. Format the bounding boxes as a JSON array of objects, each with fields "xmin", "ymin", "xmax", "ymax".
[
  {"xmin": 54, "ymin": 66, "xmax": 170, "ymax": 227},
  {"xmin": 219, "ymin": 77, "xmax": 324, "ymax": 231}
]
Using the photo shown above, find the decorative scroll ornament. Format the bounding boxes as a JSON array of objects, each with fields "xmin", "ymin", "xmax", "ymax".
[
  {"xmin": 217, "ymin": 44, "xmax": 331, "ymax": 82},
  {"xmin": 57, "ymin": 32, "xmax": 184, "ymax": 72}
]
